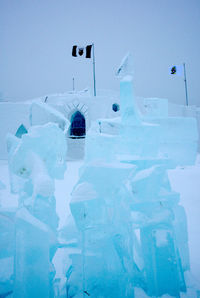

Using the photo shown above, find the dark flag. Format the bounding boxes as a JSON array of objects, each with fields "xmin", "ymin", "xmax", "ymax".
[
  {"xmin": 169, "ymin": 65, "xmax": 184, "ymax": 76},
  {"xmin": 171, "ymin": 66, "xmax": 177, "ymax": 75},
  {"xmin": 85, "ymin": 45, "xmax": 92, "ymax": 58},
  {"xmin": 72, "ymin": 45, "xmax": 92, "ymax": 58},
  {"xmin": 72, "ymin": 45, "xmax": 77, "ymax": 57}
]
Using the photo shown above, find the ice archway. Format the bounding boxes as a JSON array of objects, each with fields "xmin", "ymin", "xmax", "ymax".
[{"xmin": 69, "ymin": 111, "xmax": 86, "ymax": 138}]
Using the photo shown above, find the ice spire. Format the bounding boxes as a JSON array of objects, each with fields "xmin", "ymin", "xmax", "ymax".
[{"xmin": 116, "ymin": 52, "xmax": 134, "ymax": 78}]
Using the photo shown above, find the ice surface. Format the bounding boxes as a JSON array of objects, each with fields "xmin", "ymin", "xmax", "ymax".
[
  {"xmin": 143, "ymin": 97, "xmax": 168, "ymax": 118},
  {"xmin": 14, "ymin": 208, "xmax": 51, "ymax": 298},
  {"xmin": 0, "ymin": 208, "xmax": 16, "ymax": 296},
  {"xmin": 120, "ymin": 75, "xmax": 141, "ymax": 126}
]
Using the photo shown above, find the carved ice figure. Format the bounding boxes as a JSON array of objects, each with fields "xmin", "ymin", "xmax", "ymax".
[
  {"xmin": 6, "ymin": 123, "xmax": 67, "ymax": 298},
  {"xmin": 116, "ymin": 52, "xmax": 134, "ymax": 79},
  {"xmin": 67, "ymin": 162, "xmax": 137, "ymax": 298}
]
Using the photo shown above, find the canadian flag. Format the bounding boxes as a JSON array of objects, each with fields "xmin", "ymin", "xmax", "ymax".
[{"xmin": 72, "ymin": 45, "xmax": 92, "ymax": 58}]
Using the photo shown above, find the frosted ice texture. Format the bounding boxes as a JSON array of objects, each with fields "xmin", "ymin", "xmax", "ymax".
[
  {"xmin": 64, "ymin": 76, "xmax": 197, "ymax": 297},
  {"xmin": 5, "ymin": 123, "xmax": 67, "ymax": 298}
]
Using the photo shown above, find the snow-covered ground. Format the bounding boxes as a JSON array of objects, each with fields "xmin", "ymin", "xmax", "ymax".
[
  {"xmin": 168, "ymin": 156, "xmax": 200, "ymax": 290},
  {"xmin": 0, "ymin": 157, "xmax": 200, "ymax": 296}
]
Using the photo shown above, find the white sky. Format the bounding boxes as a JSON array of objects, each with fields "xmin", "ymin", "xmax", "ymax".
[{"xmin": 0, "ymin": 0, "xmax": 200, "ymax": 106}]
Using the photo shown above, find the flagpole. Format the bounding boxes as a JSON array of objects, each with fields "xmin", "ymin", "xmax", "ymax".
[
  {"xmin": 183, "ymin": 63, "xmax": 189, "ymax": 106},
  {"xmin": 92, "ymin": 43, "xmax": 96, "ymax": 96}
]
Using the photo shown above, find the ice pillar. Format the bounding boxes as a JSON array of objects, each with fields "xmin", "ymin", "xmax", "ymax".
[
  {"xmin": 14, "ymin": 208, "xmax": 50, "ymax": 298},
  {"xmin": 120, "ymin": 76, "xmax": 141, "ymax": 126}
]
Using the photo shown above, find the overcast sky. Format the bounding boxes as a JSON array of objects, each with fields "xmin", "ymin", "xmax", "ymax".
[{"xmin": 0, "ymin": 0, "xmax": 200, "ymax": 106}]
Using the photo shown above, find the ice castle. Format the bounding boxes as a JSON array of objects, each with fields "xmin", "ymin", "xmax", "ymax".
[{"xmin": 0, "ymin": 55, "xmax": 199, "ymax": 297}]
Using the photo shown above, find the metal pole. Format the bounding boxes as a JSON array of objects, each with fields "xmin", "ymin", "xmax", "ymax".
[
  {"xmin": 183, "ymin": 63, "xmax": 189, "ymax": 106},
  {"xmin": 73, "ymin": 77, "xmax": 75, "ymax": 91},
  {"xmin": 92, "ymin": 43, "xmax": 96, "ymax": 96}
]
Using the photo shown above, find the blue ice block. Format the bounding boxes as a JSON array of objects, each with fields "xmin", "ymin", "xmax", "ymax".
[
  {"xmin": 70, "ymin": 182, "xmax": 106, "ymax": 231},
  {"xmin": 14, "ymin": 208, "xmax": 52, "ymax": 298},
  {"xmin": 120, "ymin": 75, "xmax": 141, "ymax": 126},
  {"xmin": 173, "ymin": 205, "xmax": 190, "ymax": 271},
  {"xmin": 140, "ymin": 225, "xmax": 186, "ymax": 297}
]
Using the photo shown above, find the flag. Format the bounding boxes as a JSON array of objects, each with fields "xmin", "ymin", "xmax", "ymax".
[
  {"xmin": 169, "ymin": 64, "xmax": 184, "ymax": 76},
  {"xmin": 72, "ymin": 45, "xmax": 92, "ymax": 58}
]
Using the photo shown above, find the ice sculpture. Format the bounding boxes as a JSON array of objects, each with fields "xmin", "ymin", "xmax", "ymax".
[
  {"xmin": 63, "ymin": 73, "xmax": 198, "ymax": 297},
  {"xmin": 116, "ymin": 52, "xmax": 134, "ymax": 78},
  {"xmin": 6, "ymin": 123, "xmax": 67, "ymax": 298}
]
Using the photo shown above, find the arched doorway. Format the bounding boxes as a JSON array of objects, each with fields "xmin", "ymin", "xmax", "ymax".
[
  {"xmin": 67, "ymin": 111, "xmax": 86, "ymax": 160},
  {"xmin": 70, "ymin": 111, "xmax": 86, "ymax": 138}
]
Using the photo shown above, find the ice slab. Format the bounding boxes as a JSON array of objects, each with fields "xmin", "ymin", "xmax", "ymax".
[
  {"xmin": 8, "ymin": 123, "xmax": 67, "ymax": 180},
  {"xmin": 142, "ymin": 97, "xmax": 168, "ymax": 118},
  {"xmin": 30, "ymin": 102, "xmax": 69, "ymax": 131},
  {"xmin": 14, "ymin": 208, "xmax": 51, "ymax": 298},
  {"xmin": 120, "ymin": 75, "xmax": 141, "ymax": 126}
]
